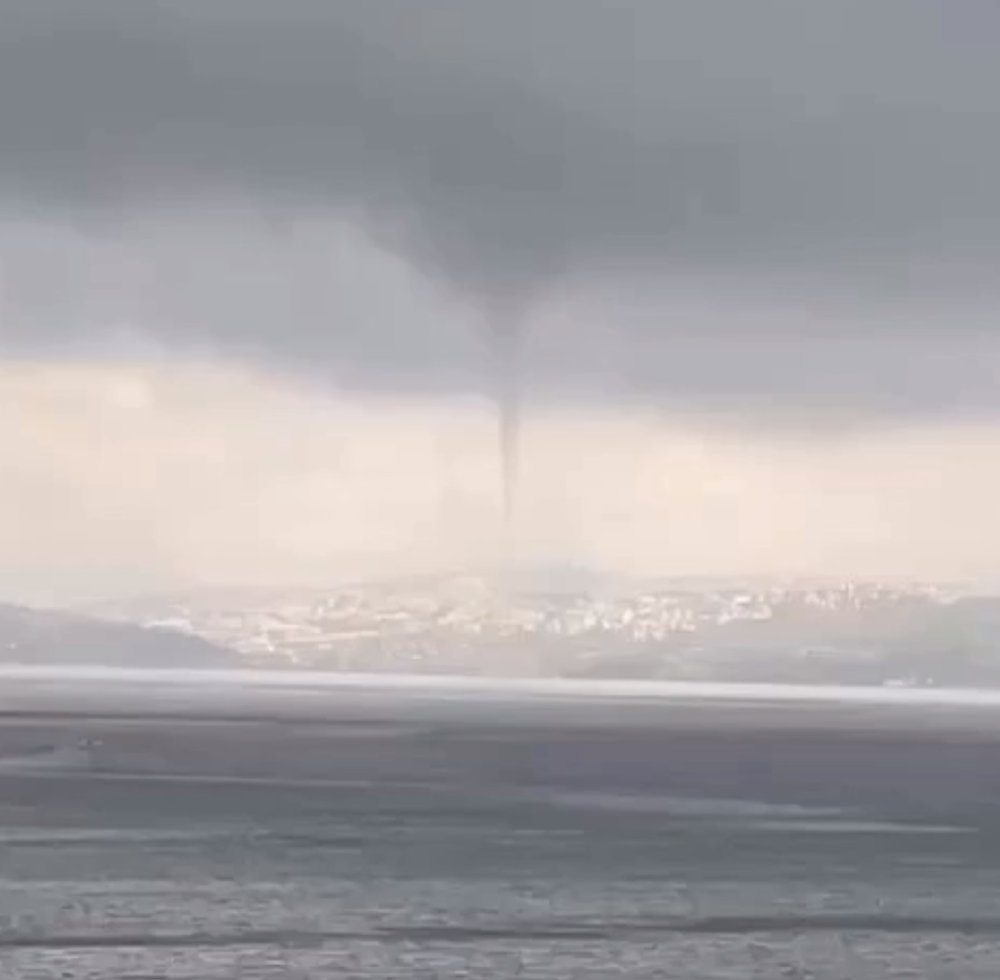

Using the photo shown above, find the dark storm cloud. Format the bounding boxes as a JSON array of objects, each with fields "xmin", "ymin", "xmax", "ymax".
[{"xmin": 2, "ymin": 0, "xmax": 1000, "ymax": 413}]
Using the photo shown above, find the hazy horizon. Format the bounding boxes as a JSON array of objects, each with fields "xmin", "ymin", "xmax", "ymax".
[{"xmin": 5, "ymin": 354, "xmax": 1000, "ymax": 607}]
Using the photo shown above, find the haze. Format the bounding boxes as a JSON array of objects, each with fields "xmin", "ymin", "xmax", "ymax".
[{"xmin": 2, "ymin": 1, "xmax": 1000, "ymax": 602}]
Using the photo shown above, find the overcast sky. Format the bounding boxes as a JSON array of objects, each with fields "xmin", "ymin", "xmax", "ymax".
[{"xmin": 2, "ymin": 1, "xmax": 1000, "ymax": 600}]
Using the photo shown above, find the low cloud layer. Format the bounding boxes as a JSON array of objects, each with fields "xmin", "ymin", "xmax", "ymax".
[{"xmin": 1, "ymin": 1, "xmax": 1000, "ymax": 415}]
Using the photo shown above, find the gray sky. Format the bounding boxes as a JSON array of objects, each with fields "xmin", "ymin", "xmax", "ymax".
[
  {"xmin": 3, "ymin": 1, "xmax": 1000, "ymax": 598},
  {"xmin": 2, "ymin": 0, "xmax": 1000, "ymax": 411}
]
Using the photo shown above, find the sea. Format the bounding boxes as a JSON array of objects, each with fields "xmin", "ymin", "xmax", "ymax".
[{"xmin": 2, "ymin": 681, "xmax": 1000, "ymax": 977}]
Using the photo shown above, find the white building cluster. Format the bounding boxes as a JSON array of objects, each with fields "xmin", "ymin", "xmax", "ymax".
[{"xmin": 113, "ymin": 577, "xmax": 957, "ymax": 677}]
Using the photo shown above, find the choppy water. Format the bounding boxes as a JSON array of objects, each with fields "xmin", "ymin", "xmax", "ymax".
[{"xmin": 2, "ymin": 704, "xmax": 1000, "ymax": 977}]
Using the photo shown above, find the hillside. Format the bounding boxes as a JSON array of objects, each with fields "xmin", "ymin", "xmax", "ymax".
[
  {"xmin": 80, "ymin": 577, "xmax": 1000, "ymax": 686},
  {"xmin": 0, "ymin": 603, "xmax": 237, "ymax": 669}
]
